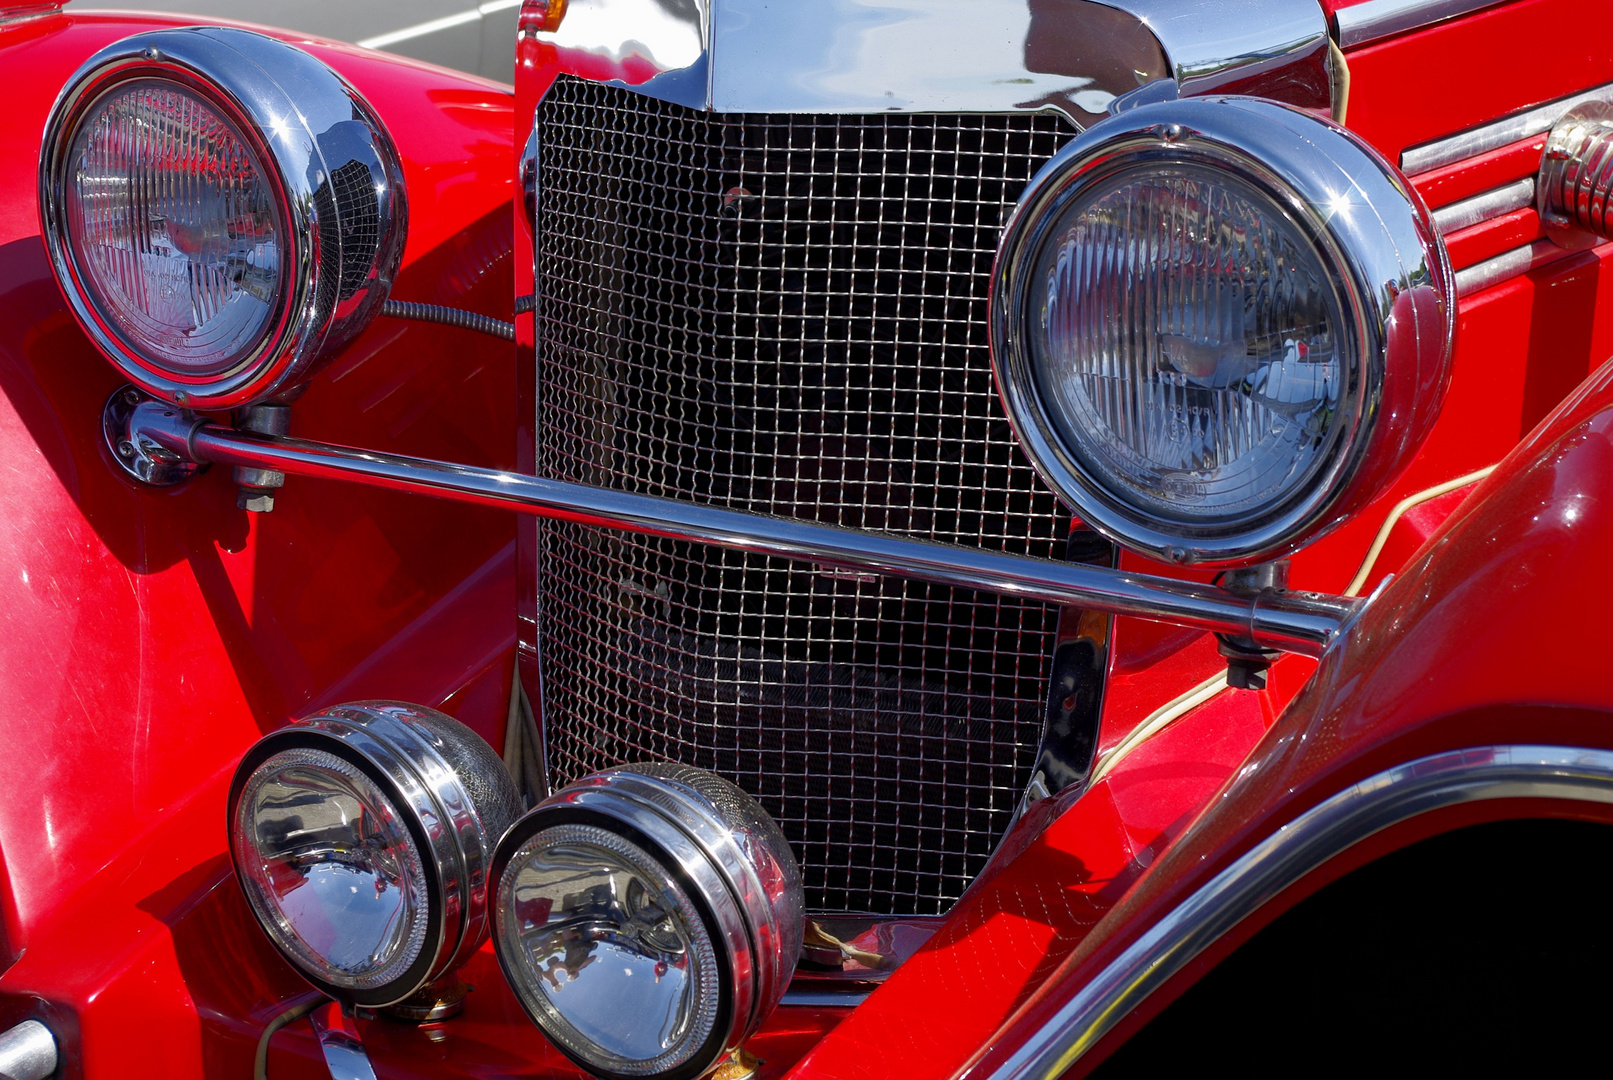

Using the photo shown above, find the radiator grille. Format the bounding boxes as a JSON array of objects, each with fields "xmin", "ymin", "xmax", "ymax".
[{"xmin": 534, "ymin": 76, "xmax": 1074, "ymax": 915}]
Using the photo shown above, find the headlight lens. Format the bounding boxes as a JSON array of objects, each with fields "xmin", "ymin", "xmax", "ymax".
[
  {"xmin": 992, "ymin": 97, "xmax": 1454, "ymax": 566},
  {"xmin": 235, "ymin": 747, "xmax": 430, "ymax": 991},
  {"xmin": 40, "ymin": 28, "xmax": 406, "ymax": 410},
  {"xmin": 1032, "ymin": 164, "xmax": 1348, "ymax": 528},
  {"xmin": 228, "ymin": 702, "xmax": 521, "ymax": 1009},
  {"xmin": 492, "ymin": 763, "xmax": 803, "ymax": 1080},
  {"xmin": 497, "ymin": 823, "xmax": 723, "ymax": 1076},
  {"xmin": 65, "ymin": 79, "xmax": 285, "ymax": 380}
]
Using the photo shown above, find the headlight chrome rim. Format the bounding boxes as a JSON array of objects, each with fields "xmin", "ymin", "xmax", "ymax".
[
  {"xmin": 990, "ymin": 96, "xmax": 1454, "ymax": 567},
  {"xmin": 490, "ymin": 764, "xmax": 803, "ymax": 1080},
  {"xmin": 227, "ymin": 701, "xmax": 520, "ymax": 1008},
  {"xmin": 39, "ymin": 27, "xmax": 407, "ymax": 411}
]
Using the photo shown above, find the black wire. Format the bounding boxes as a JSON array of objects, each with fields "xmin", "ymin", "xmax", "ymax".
[
  {"xmin": 380, "ymin": 299, "xmax": 515, "ymax": 341},
  {"xmin": 514, "ymin": 293, "xmax": 535, "ymax": 315}
]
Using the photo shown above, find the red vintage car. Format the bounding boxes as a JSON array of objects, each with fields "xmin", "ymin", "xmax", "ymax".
[{"xmin": 2, "ymin": 0, "xmax": 1611, "ymax": 1077}]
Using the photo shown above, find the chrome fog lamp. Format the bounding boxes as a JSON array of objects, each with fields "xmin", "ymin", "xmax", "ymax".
[
  {"xmin": 39, "ymin": 27, "xmax": 406, "ymax": 410},
  {"xmin": 227, "ymin": 702, "xmax": 520, "ymax": 1008},
  {"xmin": 491, "ymin": 764, "xmax": 803, "ymax": 1080},
  {"xmin": 991, "ymin": 96, "xmax": 1454, "ymax": 566}
]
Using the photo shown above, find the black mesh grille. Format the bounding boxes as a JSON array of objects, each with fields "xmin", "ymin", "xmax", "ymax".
[{"xmin": 534, "ymin": 76, "xmax": 1074, "ymax": 916}]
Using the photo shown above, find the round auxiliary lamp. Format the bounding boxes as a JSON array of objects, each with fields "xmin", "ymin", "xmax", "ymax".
[
  {"xmin": 39, "ymin": 27, "xmax": 407, "ymax": 411},
  {"xmin": 490, "ymin": 763, "xmax": 805, "ymax": 1080},
  {"xmin": 990, "ymin": 95, "xmax": 1455, "ymax": 567},
  {"xmin": 227, "ymin": 702, "xmax": 521, "ymax": 1013}
]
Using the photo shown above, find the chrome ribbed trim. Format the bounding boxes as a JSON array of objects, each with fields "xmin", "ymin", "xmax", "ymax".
[
  {"xmin": 1430, "ymin": 177, "xmax": 1534, "ymax": 234},
  {"xmin": 1403, "ymin": 81, "xmax": 1613, "ymax": 174},
  {"xmin": 1335, "ymin": 0, "xmax": 1507, "ymax": 49},
  {"xmin": 970, "ymin": 745, "xmax": 1613, "ymax": 1080}
]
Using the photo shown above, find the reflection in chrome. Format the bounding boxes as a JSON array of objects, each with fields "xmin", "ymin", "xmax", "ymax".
[
  {"xmin": 492, "ymin": 763, "xmax": 804, "ymax": 1080},
  {"xmin": 990, "ymin": 97, "xmax": 1455, "ymax": 567},
  {"xmin": 0, "ymin": 1021, "xmax": 58, "ymax": 1080},
  {"xmin": 530, "ymin": 0, "xmax": 1326, "ymax": 122},
  {"xmin": 122, "ymin": 390, "xmax": 1361, "ymax": 656},
  {"xmin": 1453, "ymin": 239, "xmax": 1573, "ymax": 298},
  {"xmin": 971, "ymin": 745, "xmax": 1613, "ymax": 1080},
  {"xmin": 228, "ymin": 702, "xmax": 522, "ymax": 1008},
  {"xmin": 39, "ymin": 28, "xmax": 406, "ymax": 410},
  {"xmin": 1539, "ymin": 101, "xmax": 1613, "ymax": 248}
]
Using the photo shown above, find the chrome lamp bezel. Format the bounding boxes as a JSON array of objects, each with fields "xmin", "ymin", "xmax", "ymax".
[
  {"xmin": 227, "ymin": 701, "xmax": 520, "ymax": 1009},
  {"xmin": 39, "ymin": 27, "xmax": 407, "ymax": 411},
  {"xmin": 989, "ymin": 96, "xmax": 1455, "ymax": 567},
  {"xmin": 490, "ymin": 763, "xmax": 804, "ymax": 1080}
]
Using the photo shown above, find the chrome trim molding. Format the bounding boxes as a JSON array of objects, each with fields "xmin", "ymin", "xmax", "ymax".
[
  {"xmin": 1402, "ymin": 80, "xmax": 1613, "ymax": 175},
  {"xmin": 1539, "ymin": 100, "xmax": 1613, "ymax": 248},
  {"xmin": 1430, "ymin": 176, "xmax": 1535, "ymax": 234},
  {"xmin": 989, "ymin": 96, "xmax": 1455, "ymax": 567},
  {"xmin": 1453, "ymin": 239, "xmax": 1578, "ymax": 297},
  {"xmin": 0, "ymin": 1021, "xmax": 58, "ymax": 1080},
  {"xmin": 120, "ymin": 392, "xmax": 1360, "ymax": 655},
  {"xmin": 1334, "ymin": 0, "xmax": 1507, "ymax": 49},
  {"xmin": 531, "ymin": 0, "xmax": 1328, "ymax": 124},
  {"xmin": 39, "ymin": 28, "xmax": 407, "ymax": 410},
  {"xmin": 973, "ymin": 745, "xmax": 1613, "ymax": 1080}
]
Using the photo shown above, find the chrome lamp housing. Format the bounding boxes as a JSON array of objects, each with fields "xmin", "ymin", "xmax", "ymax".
[
  {"xmin": 990, "ymin": 96, "xmax": 1455, "ymax": 566},
  {"xmin": 39, "ymin": 27, "xmax": 407, "ymax": 410},
  {"xmin": 490, "ymin": 763, "xmax": 804, "ymax": 1080},
  {"xmin": 227, "ymin": 702, "xmax": 521, "ymax": 1009}
]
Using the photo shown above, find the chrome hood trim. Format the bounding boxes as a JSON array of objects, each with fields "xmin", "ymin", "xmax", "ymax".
[{"xmin": 531, "ymin": 0, "xmax": 1330, "ymax": 124}]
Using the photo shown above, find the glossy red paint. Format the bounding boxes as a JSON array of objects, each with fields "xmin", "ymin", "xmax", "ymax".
[
  {"xmin": 0, "ymin": 9, "xmax": 517, "ymax": 1075},
  {"xmin": 963, "ymin": 351, "xmax": 1613, "ymax": 1078}
]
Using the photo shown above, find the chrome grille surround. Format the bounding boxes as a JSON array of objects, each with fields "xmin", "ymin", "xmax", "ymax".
[{"xmin": 533, "ymin": 76, "xmax": 1075, "ymax": 916}]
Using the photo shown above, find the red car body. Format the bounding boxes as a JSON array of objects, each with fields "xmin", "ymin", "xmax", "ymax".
[{"xmin": 1, "ymin": 0, "xmax": 1610, "ymax": 1076}]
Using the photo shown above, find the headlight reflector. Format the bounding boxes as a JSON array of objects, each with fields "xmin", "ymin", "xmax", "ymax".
[
  {"xmin": 492, "ymin": 763, "xmax": 803, "ymax": 1080},
  {"xmin": 992, "ymin": 97, "xmax": 1454, "ymax": 566},
  {"xmin": 228, "ymin": 702, "xmax": 521, "ymax": 1008},
  {"xmin": 65, "ymin": 78, "xmax": 286, "ymax": 381}
]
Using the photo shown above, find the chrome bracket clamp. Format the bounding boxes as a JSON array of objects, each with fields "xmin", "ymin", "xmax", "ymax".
[
  {"xmin": 309, "ymin": 1001, "xmax": 379, "ymax": 1080},
  {"xmin": 102, "ymin": 385, "xmax": 208, "ymax": 488}
]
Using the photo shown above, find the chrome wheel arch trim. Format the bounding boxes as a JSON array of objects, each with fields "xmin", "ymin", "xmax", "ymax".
[
  {"xmin": 968, "ymin": 744, "xmax": 1613, "ymax": 1080},
  {"xmin": 528, "ymin": 0, "xmax": 1330, "ymax": 124}
]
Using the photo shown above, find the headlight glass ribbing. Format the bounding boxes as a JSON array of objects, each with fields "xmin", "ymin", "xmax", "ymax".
[
  {"xmin": 492, "ymin": 763, "xmax": 804, "ymax": 1080},
  {"xmin": 1032, "ymin": 164, "xmax": 1348, "ymax": 527},
  {"xmin": 235, "ymin": 747, "xmax": 430, "ymax": 991},
  {"xmin": 65, "ymin": 79, "xmax": 284, "ymax": 379},
  {"xmin": 498, "ymin": 824, "xmax": 722, "ymax": 1076},
  {"xmin": 992, "ymin": 97, "xmax": 1455, "ymax": 567}
]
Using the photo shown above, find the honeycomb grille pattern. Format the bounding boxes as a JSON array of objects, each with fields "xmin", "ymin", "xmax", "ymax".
[{"xmin": 533, "ymin": 76, "xmax": 1074, "ymax": 915}]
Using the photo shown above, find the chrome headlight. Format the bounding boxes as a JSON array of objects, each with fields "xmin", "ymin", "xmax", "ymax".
[
  {"xmin": 991, "ymin": 97, "xmax": 1453, "ymax": 566},
  {"xmin": 39, "ymin": 28, "xmax": 406, "ymax": 410},
  {"xmin": 228, "ymin": 702, "xmax": 520, "ymax": 1008},
  {"xmin": 491, "ymin": 763, "xmax": 803, "ymax": 1080}
]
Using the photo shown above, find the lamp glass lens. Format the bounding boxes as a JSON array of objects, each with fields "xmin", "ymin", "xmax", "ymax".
[
  {"xmin": 1030, "ymin": 163, "xmax": 1349, "ymax": 527},
  {"xmin": 64, "ymin": 78, "xmax": 283, "ymax": 377},
  {"xmin": 497, "ymin": 824, "xmax": 721, "ymax": 1077},
  {"xmin": 235, "ymin": 747, "xmax": 429, "ymax": 991}
]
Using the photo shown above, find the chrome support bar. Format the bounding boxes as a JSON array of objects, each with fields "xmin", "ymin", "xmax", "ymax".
[{"xmin": 128, "ymin": 399, "xmax": 1359, "ymax": 656}]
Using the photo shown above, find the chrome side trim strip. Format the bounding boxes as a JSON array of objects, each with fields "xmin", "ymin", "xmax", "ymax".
[
  {"xmin": 121, "ymin": 396, "xmax": 1358, "ymax": 656},
  {"xmin": 1431, "ymin": 176, "xmax": 1535, "ymax": 234},
  {"xmin": 1453, "ymin": 238, "xmax": 1580, "ymax": 296},
  {"xmin": 1334, "ymin": 0, "xmax": 1507, "ymax": 49},
  {"xmin": 1403, "ymin": 81, "xmax": 1613, "ymax": 174},
  {"xmin": 973, "ymin": 745, "xmax": 1613, "ymax": 1080}
]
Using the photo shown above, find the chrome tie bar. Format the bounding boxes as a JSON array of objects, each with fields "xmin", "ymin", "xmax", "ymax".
[{"xmin": 120, "ymin": 395, "xmax": 1359, "ymax": 656}]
